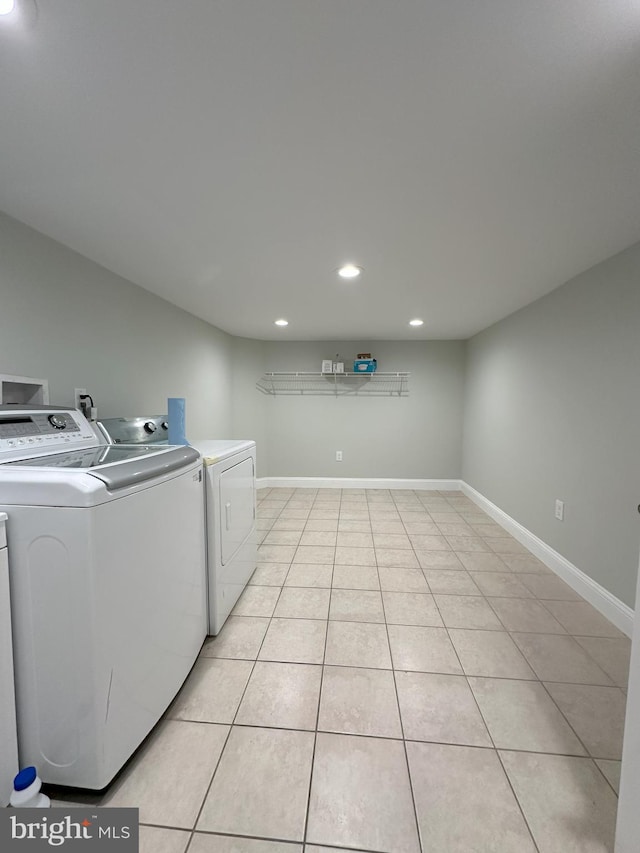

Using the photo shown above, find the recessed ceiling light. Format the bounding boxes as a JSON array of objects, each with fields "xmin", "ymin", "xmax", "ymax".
[
  {"xmin": 274, "ymin": 318, "xmax": 289, "ymax": 326},
  {"xmin": 337, "ymin": 264, "xmax": 362, "ymax": 279},
  {"xmin": 409, "ymin": 318, "xmax": 424, "ymax": 326},
  {"xmin": 0, "ymin": 0, "xmax": 38, "ymax": 26}
]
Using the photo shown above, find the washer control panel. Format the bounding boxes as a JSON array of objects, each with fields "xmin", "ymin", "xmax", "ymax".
[
  {"xmin": 0, "ymin": 409, "xmax": 97, "ymax": 459},
  {"xmin": 98, "ymin": 415, "xmax": 169, "ymax": 445}
]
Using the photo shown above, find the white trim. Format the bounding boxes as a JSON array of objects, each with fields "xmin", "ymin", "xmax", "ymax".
[
  {"xmin": 461, "ymin": 482, "xmax": 634, "ymax": 637},
  {"xmin": 257, "ymin": 476, "xmax": 461, "ymax": 491},
  {"xmin": 615, "ymin": 550, "xmax": 640, "ymax": 849}
]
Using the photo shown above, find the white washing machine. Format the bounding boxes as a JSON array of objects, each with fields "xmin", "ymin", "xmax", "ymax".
[
  {"xmin": 0, "ymin": 406, "xmax": 207, "ymax": 789},
  {"xmin": 98, "ymin": 419, "xmax": 258, "ymax": 636},
  {"xmin": 0, "ymin": 511, "xmax": 18, "ymax": 805},
  {"xmin": 190, "ymin": 439, "xmax": 257, "ymax": 635}
]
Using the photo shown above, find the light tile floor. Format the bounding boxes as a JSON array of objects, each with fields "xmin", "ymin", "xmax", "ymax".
[{"xmin": 50, "ymin": 488, "xmax": 630, "ymax": 853}]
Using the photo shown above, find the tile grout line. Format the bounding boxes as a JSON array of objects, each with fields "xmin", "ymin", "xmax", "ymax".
[
  {"xmin": 301, "ymin": 490, "xmax": 339, "ymax": 850},
  {"xmin": 227, "ymin": 611, "xmax": 617, "ymax": 686},
  {"xmin": 408, "ymin": 491, "xmax": 542, "ymax": 853},
  {"xmin": 260, "ymin": 487, "xmax": 337, "ymax": 847},
  {"xmin": 383, "ymin": 492, "xmax": 424, "ymax": 853},
  {"xmin": 437, "ymin": 497, "xmax": 544, "ymax": 853},
  {"xmin": 186, "ymin": 509, "xmax": 296, "ymax": 845},
  {"xmin": 240, "ymin": 585, "xmax": 621, "ymax": 636},
  {"xmin": 147, "ymin": 717, "xmax": 622, "ymax": 761},
  {"xmin": 535, "ymin": 678, "xmax": 623, "ymax": 798},
  {"xmin": 187, "ymin": 653, "xmax": 619, "ymax": 687}
]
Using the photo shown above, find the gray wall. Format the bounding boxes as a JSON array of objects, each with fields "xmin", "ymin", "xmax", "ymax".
[
  {"xmin": 261, "ymin": 340, "xmax": 466, "ymax": 479},
  {"xmin": 230, "ymin": 335, "xmax": 268, "ymax": 477},
  {"xmin": 0, "ymin": 213, "xmax": 234, "ymax": 438},
  {"xmin": 462, "ymin": 242, "xmax": 640, "ymax": 607}
]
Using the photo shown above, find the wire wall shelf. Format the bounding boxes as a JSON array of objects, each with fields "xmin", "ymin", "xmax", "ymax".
[{"xmin": 256, "ymin": 372, "xmax": 410, "ymax": 397}]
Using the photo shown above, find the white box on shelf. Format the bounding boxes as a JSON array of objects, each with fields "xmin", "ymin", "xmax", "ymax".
[
  {"xmin": 334, "ymin": 362, "xmax": 344, "ymax": 373},
  {"xmin": 321, "ymin": 360, "xmax": 333, "ymax": 374}
]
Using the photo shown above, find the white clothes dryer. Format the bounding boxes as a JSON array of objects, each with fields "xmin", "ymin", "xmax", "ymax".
[
  {"xmin": 188, "ymin": 439, "xmax": 257, "ymax": 635},
  {"xmin": 0, "ymin": 406, "xmax": 207, "ymax": 789}
]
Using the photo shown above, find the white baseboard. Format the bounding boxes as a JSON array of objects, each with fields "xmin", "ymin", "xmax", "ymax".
[
  {"xmin": 461, "ymin": 482, "xmax": 634, "ymax": 637},
  {"xmin": 257, "ymin": 476, "xmax": 461, "ymax": 491},
  {"xmin": 256, "ymin": 475, "xmax": 634, "ymax": 636}
]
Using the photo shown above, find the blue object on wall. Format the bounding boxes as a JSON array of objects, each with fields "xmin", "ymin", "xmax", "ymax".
[{"xmin": 167, "ymin": 397, "xmax": 189, "ymax": 445}]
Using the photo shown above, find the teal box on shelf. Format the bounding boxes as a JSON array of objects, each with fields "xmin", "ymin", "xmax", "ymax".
[{"xmin": 353, "ymin": 358, "xmax": 377, "ymax": 373}]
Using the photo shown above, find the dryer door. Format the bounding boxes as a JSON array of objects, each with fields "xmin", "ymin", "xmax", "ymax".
[{"xmin": 219, "ymin": 456, "xmax": 255, "ymax": 565}]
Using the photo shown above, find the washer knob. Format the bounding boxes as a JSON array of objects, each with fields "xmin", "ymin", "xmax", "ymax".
[
  {"xmin": 48, "ymin": 414, "xmax": 66, "ymax": 429},
  {"xmin": 143, "ymin": 421, "xmax": 158, "ymax": 434},
  {"xmin": 161, "ymin": 421, "xmax": 169, "ymax": 430}
]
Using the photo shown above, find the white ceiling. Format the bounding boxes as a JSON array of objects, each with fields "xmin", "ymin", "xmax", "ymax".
[{"xmin": 1, "ymin": 1, "xmax": 639, "ymax": 340}]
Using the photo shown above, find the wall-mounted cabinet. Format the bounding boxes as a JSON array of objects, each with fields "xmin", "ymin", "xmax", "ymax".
[
  {"xmin": 0, "ymin": 374, "xmax": 49, "ymax": 406},
  {"xmin": 256, "ymin": 372, "xmax": 409, "ymax": 397}
]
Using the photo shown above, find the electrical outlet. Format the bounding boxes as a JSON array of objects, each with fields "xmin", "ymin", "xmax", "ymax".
[
  {"xmin": 74, "ymin": 388, "xmax": 87, "ymax": 411},
  {"xmin": 555, "ymin": 499, "xmax": 564, "ymax": 521},
  {"xmin": 336, "ymin": 450, "xmax": 343, "ymax": 462}
]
